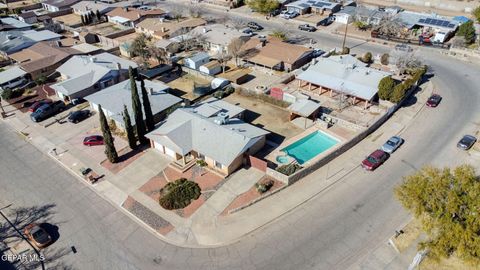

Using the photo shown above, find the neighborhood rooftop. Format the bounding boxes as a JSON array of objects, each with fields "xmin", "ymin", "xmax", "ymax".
[{"xmin": 297, "ymin": 55, "xmax": 392, "ymax": 101}]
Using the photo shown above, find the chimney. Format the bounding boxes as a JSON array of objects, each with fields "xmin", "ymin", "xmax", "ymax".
[
  {"xmin": 202, "ymin": 27, "xmax": 208, "ymax": 33},
  {"xmin": 90, "ymin": 56, "xmax": 96, "ymax": 63},
  {"xmin": 256, "ymin": 39, "xmax": 266, "ymax": 48},
  {"xmin": 149, "ymin": 87, "xmax": 154, "ymax": 95},
  {"xmin": 116, "ymin": 62, "xmax": 121, "ymax": 70},
  {"xmin": 56, "ymin": 40, "xmax": 62, "ymax": 47},
  {"xmin": 137, "ymin": 13, "xmax": 141, "ymax": 19},
  {"xmin": 159, "ymin": 17, "xmax": 164, "ymax": 23},
  {"xmin": 161, "ymin": 27, "xmax": 166, "ymax": 33}
]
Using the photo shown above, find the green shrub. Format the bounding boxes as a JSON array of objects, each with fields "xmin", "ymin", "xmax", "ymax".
[
  {"xmin": 213, "ymin": 90, "xmax": 225, "ymax": 99},
  {"xmin": 276, "ymin": 163, "xmax": 302, "ymax": 176},
  {"xmin": 377, "ymin": 77, "xmax": 395, "ymax": 101},
  {"xmin": 196, "ymin": 159, "xmax": 207, "ymax": 167},
  {"xmin": 255, "ymin": 179, "xmax": 274, "ymax": 194},
  {"xmin": 159, "ymin": 178, "xmax": 201, "ymax": 210},
  {"xmin": 1, "ymin": 88, "xmax": 24, "ymax": 100},
  {"xmin": 390, "ymin": 83, "xmax": 409, "ymax": 103},
  {"xmin": 362, "ymin": 52, "xmax": 373, "ymax": 63},
  {"xmin": 380, "ymin": 53, "xmax": 389, "ymax": 65},
  {"xmin": 341, "ymin": 47, "xmax": 350, "ymax": 55}
]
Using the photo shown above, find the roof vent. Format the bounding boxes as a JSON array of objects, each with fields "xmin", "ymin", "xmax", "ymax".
[
  {"xmin": 148, "ymin": 87, "xmax": 154, "ymax": 95},
  {"xmin": 90, "ymin": 56, "xmax": 97, "ymax": 63},
  {"xmin": 214, "ymin": 112, "xmax": 229, "ymax": 125}
]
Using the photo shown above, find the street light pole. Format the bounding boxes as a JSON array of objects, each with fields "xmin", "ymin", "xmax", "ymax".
[{"xmin": 341, "ymin": 22, "xmax": 348, "ymax": 51}]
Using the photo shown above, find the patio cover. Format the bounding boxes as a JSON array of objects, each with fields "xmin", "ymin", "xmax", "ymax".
[{"xmin": 288, "ymin": 99, "xmax": 321, "ymax": 117}]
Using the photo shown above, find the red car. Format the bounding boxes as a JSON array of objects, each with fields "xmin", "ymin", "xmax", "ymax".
[
  {"xmin": 426, "ymin": 94, "xmax": 442, "ymax": 107},
  {"xmin": 28, "ymin": 99, "xmax": 52, "ymax": 112},
  {"xmin": 83, "ymin": 135, "xmax": 104, "ymax": 146},
  {"xmin": 362, "ymin": 150, "xmax": 389, "ymax": 171}
]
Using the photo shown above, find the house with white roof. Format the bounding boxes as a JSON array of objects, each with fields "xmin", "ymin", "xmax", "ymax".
[
  {"xmin": 146, "ymin": 98, "xmax": 269, "ymax": 175},
  {"xmin": 85, "ymin": 79, "xmax": 182, "ymax": 129},
  {"xmin": 42, "ymin": 0, "xmax": 81, "ymax": 12},
  {"xmin": 296, "ymin": 55, "xmax": 392, "ymax": 109},
  {"xmin": 0, "ymin": 30, "xmax": 62, "ymax": 56},
  {"xmin": 0, "ymin": 66, "xmax": 29, "ymax": 91},
  {"xmin": 184, "ymin": 52, "xmax": 210, "ymax": 70},
  {"xmin": 190, "ymin": 24, "xmax": 250, "ymax": 54},
  {"xmin": 51, "ymin": 52, "xmax": 137, "ymax": 101}
]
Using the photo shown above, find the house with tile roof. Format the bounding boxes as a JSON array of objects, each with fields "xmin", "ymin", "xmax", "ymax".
[
  {"xmin": 146, "ymin": 97, "xmax": 269, "ymax": 175},
  {"xmin": 9, "ymin": 40, "xmax": 82, "ymax": 80},
  {"xmin": 106, "ymin": 7, "xmax": 165, "ymax": 28},
  {"xmin": 240, "ymin": 37, "xmax": 313, "ymax": 72},
  {"xmin": 50, "ymin": 52, "xmax": 137, "ymax": 101}
]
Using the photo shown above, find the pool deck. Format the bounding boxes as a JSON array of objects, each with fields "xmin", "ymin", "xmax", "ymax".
[{"xmin": 266, "ymin": 125, "xmax": 350, "ymax": 167}]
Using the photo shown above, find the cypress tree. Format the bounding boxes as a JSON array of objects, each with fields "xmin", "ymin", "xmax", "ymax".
[
  {"xmin": 122, "ymin": 104, "xmax": 136, "ymax": 149},
  {"xmin": 98, "ymin": 104, "xmax": 118, "ymax": 163},
  {"xmin": 95, "ymin": 10, "xmax": 101, "ymax": 21},
  {"xmin": 129, "ymin": 67, "xmax": 147, "ymax": 144},
  {"xmin": 140, "ymin": 78, "xmax": 155, "ymax": 132}
]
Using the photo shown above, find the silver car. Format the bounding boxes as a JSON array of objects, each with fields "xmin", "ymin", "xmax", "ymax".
[{"xmin": 381, "ymin": 136, "xmax": 403, "ymax": 154}]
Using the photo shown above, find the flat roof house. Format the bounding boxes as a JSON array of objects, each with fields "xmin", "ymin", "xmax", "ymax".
[
  {"xmin": 106, "ymin": 7, "xmax": 165, "ymax": 28},
  {"xmin": 296, "ymin": 55, "xmax": 392, "ymax": 109},
  {"xmin": 72, "ymin": 1, "xmax": 115, "ymax": 15},
  {"xmin": 42, "ymin": 0, "xmax": 81, "ymax": 12},
  {"xmin": 286, "ymin": 0, "xmax": 341, "ymax": 15},
  {"xmin": 85, "ymin": 79, "xmax": 182, "ymax": 128},
  {"xmin": 9, "ymin": 40, "xmax": 82, "ymax": 80},
  {"xmin": 0, "ymin": 30, "xmax": 62, "ymax": 56},
  {"xmin": 136, "ymin": 17, "xmax": 206, "ymax": 39},
  {"xmin": 146, "ymin": 98, "xmax": 270, "ymax": 175},
  {"xmin": 190, "ymin": 24, "xmax": 250, "ymax": 54},
  {"xmin": 51, "ymin": 52, "xmax": 137, "ymax": 101},
  {"xmin": 240, "ymin": 37, "xmax": 313, "ymax": 72}
]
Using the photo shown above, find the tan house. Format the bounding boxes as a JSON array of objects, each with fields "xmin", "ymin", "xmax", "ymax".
[
  {"xmin": 146, "ymin": 98, "xmax": 269, "ymax": 175},
  {"xmin": 9, "ymin": 40, "xmax": 82, "ymax": 80},
  {"xmin": 106, "ymin": 7, "xmax": 165, "ymax": 27},
  {"xmin": 240, "ymin": 37, "xmax": 313, "ymax": 72},
  {"xmin": 135, "ymin": 17, "xmax": 206, "ymax": 39}
]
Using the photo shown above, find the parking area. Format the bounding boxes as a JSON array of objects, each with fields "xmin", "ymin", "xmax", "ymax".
[{"xmin": 224, "ymin": 92, "xmax": 303, "ymax": 143}]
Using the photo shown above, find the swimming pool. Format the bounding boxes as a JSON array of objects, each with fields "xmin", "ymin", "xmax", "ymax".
[{"xmin": 282, "ymin": 131, "xmax": 339, "ymax": 164}]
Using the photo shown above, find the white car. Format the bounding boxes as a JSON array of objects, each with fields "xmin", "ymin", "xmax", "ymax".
[{"xmin": 381, "ymin": 136, "xmax": 404, "ymax": 154}]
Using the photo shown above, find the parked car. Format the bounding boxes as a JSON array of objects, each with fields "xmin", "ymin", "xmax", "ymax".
[
  {"xmin": 457, "ymin": 135, "xmax": 477, "ymax": 150},
  {"xmin": 247, "ymin": 22, "xmax": 263, "ymax": 30},
  {"xmin": 381, "ymin": 136, "xmax": 404, "ymax": 154},
  {"xmin": 269, "ymin": 9, "xmax": 282, "ymax": 16},
  {"xmin": 30, "ymin": 101, "xmax": 66, "ymax": 122},
  {"xmin": 361, "ymin": 150, "xmax": 389, "ymax": 171},
  {"xmin": 241, "ymin": 28, "xmax": 254, "ymax": 36},
  {"xmin": 319, "ymin": 16, "xmax": 334, "ymax": 26},
  {"xmin": 24, "ymin": 223, "xmax": 52, "ymax": 249},
  {"xmin": 298, "ymin": 24, "xmax": 316, "ymax": 32},
  {"xmin": 281, "ymin": 11, "xmax": 299, "ymax": 19},
  {"xmin": 395, "ymin": 44, "xmax": 413, "ymax": 52},
  {"xmin": 83, "ymin": 135, "xmax": 104, "ymax": 146},
  {"xmin": 28, "ymin": 99, "xmax": 52, "ymax": 112},
  {"xmin": 68, "ymin": 110, "xmax": 91, "ymax": 123},
  {"xmin": 312, "ymin": 49, "xmax": 325, "ymax": 57},
  {"xmin": 426, "ymin": 94, "xmax": 442, "ymax": 107},
  {"xmin": 71, "ymin": 97, "xmax": 86, "ymax": 105}
]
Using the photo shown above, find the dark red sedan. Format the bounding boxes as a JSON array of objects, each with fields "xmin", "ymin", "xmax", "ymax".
[
  {"xmin": 83, "ymin": 135, "xmax": 104, "ymax": 146},
  {"xmin": 362, "ymin": 150, "xmax": 389, "ymax": 171},
  {"xmin": 426, "ymin": 94, "xmax": 442, "ymax": 107},
  {"xmin": 28, "ymin": 99, "xmax": 52, "ymax": 112}
]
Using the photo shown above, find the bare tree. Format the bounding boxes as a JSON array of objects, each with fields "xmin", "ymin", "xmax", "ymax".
[
  {"xmin": 169, "ymin": 4, "xmax": 184, "ymax": 22},
  {"xmin": 373, "ymin": 19, "xmax": 405, "ymax": 38},
  {"xmin": 451, "ymin": 36, "xmax": 467, "ymax": 48},
  {"xmin": 147, "ymin": 45, "xmax": 168, "ymax": 64},
  {"xmin": 229, "ymin": 16, "xmax": 246, "ymax": 31},
  {"xmin": 215, "ymin": 51, "xmax": 232, "ymax": 73},
  {"xmin": 228, "ymin": 38, "xmax": 246, "ymax": 66},
  {"xmin": 390, "ymin": 50, "xmax": 423, "ymax": 74},
  {"xmin": 188, "ymin": 3, "xmax": 204, "ymax": 18}
]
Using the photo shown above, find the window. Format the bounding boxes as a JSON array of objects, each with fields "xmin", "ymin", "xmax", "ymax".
[{"xmin": 215, "ymin": 161, "xmax": 222, "ymax": 169}]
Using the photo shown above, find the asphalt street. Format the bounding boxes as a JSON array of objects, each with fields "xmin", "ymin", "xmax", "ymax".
[{"xmin": 1, "ymin": 4, "xmax": 480, "ymax": 269}]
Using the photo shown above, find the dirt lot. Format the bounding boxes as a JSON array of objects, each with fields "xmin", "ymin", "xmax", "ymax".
[
  {"xmin": 224, "ymin": 92, "xmax": 303, "ymax": 144},
  {"xmin": 166, "ymin": 73, "xmax": 211, "ymax": 101}
]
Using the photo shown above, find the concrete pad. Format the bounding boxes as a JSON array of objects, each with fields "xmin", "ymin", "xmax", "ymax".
[{"xmin": 95, "ymin": 180, "xmax": 129, "ymax": 206}]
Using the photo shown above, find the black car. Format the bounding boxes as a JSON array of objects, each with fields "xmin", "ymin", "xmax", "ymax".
[
  {"xmin": 269, "ymin": 9, "xmax": 282, "ymax": 16},
  {"xmin": 68, "ymin": 110, "xmax": 91, "ymax": 123},
  {"xmin": 298, "ymin": 24, "xmax": 316, "ymax": 32},
  {"xmin": 30, "ymin": 101, "xmax": 66, "ymax": 122},
  {"xmin": 247, "ymin": 22, "xmax": 263, "ymax": 31},
  {"xmin": 457, "ymin": 135, "xmax": 477, "ymax": 150}
]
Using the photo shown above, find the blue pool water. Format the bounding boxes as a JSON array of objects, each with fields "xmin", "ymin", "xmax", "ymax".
[{"xmin": 282, "ymin": 131, "xmax": 339, "ymax": 164}]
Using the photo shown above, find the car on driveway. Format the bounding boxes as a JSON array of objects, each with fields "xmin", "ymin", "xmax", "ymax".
[
  {"xmin": 298, "ymin": 24, "xmax": 316, "ymax": 32},
  {"xmin": 24, "ymin": 223, "xmax": 52, "ymax": 249},
  {"xmin": 68, "ymin": 110, "xmax": 91, "ymax": 123},
  {"xmin": 362, "ymin": 150, "xmax": 389, "ymax": 171},
  {"xmin": 30, "ymin": 101, "xmax": 66, "ymax": 122},
  {"xmin": 457, "ymin": 135, "xmax": 477, "ymax": 150},
  {"xmin": 247, "ymin": 22, "xmax": 263, "ymax": 31},
  {"xmin": 28, "ymin": 99, "xmax": 52, "ymax": 112},
  {"xmin": 426, "ymin": 94, "xmax": 442, "ymax": 107},
  {"xmin": 381, "ymin": 136, "xmax": 403, "ymax": 154},
  {"xmin": 83, "ymin": 135, "xmax": 104, "ymax": 146},
  {"xmin": 281, "ymin": 11, "xmax": 299, "ymax": 19}
]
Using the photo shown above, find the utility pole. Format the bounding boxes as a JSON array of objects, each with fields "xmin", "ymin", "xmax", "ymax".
[
  {"xmin": 0, "ymin": 96, "xmax": 6, "ymax": 118},
  {"xmin": 341, "ymin": 22, "xmax": 348, "ymax": 51}
]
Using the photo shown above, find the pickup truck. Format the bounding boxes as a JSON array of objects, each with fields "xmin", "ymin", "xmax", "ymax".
[{"xmin": 30, "ymin": 101, "xmax": 66, "ymax": 122}]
